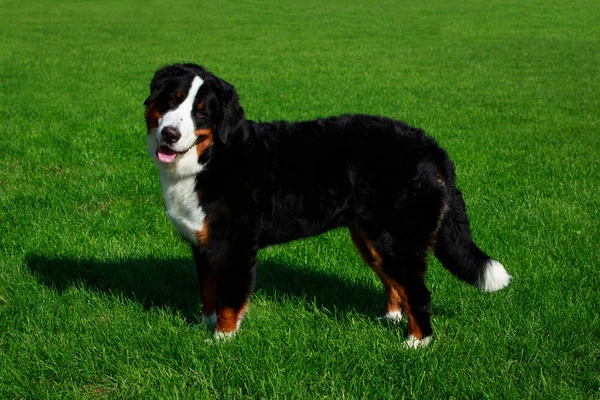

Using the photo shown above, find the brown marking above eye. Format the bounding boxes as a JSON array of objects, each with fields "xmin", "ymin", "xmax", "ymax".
[
  {"xmin": 145, "ymin": 102, "xmax": 162, "ymax": 131},
  {"xmin": 195, "ymin": 102, "xmax": 206, "ymax": 118},
  {"xmin": 169, "ymin": 91, "xmax": 183, "ymax": 105}
]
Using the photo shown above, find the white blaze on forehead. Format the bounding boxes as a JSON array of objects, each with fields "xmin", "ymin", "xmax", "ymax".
[{"xmin": 157, "ymin": 76, "xmax": 204, "ymax": 152}]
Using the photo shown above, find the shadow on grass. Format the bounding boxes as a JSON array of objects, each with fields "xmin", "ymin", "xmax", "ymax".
[{"xmin": 25, "ymin": 254, "xmax": 384, "ymax": 324}]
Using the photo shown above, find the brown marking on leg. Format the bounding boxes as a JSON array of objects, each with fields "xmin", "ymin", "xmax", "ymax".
[
  {"xmin": 390, "ymin": 281, "xmax": 423, "ymax": 339},
  {"xmin": 349, "ymin": 228, "xmax": 403, "ymax": 314},
  {"xmin": 385, "ymin": 285, "xmax": 403, "ymax": 314},
  {"xmin": 144, "ymin": 102, "xmax": 162, "ymax": 130},
  {"xmin": 350, "ymin": 228, "xmax": 375, "ymax": 264},
  {"xmin": 216, "ymin": 301, "xmax": 249, "ymax": 334}
]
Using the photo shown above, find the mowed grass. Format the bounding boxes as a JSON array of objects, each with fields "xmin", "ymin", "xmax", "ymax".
[{"xmin": 1, "ymin": 0, "xmax": 599, "ymax": 398}]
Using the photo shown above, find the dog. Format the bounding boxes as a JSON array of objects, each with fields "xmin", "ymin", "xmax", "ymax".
[{"xmin": 143, "ymin": 63, "xmax": 511, "ymax": 348}]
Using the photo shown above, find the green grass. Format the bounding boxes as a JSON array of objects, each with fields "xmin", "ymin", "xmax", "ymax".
[{"xmin": 1, "ymin": 0, "xmax": 599, "ymax": 398}]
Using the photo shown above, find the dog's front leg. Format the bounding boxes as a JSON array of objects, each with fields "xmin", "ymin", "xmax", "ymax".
[
  {"xmin": 209, "ymin": 241, "xmax": 258, "ymax": 340},
  {"xmin": 192, "ymin": 246, "xmax": 217, "ymax": 327}
]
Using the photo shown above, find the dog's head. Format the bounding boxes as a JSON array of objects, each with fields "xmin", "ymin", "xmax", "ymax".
[{"xmin": 144, "ymin": 63, "xmax": 245, "ymax": 165}]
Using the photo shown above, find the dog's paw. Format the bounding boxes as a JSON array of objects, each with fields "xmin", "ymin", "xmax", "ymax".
[
  {"xmin": 204, "ymin": 330, "xmax": 237, "ymax": 345},
  {"xmin": 214, "ymin": 330, "xmax": 236, "ymax": 341},
  {"xmin": 204, "ymin": 328, "xmax": 237, "ymax": 345},
  {"xmin": 378, "ymin": 310, "xmax": 403, "ymax": 323},
  {"xmin": 402, "ymin": 335, "xmax": 432, "ymax": 349}
]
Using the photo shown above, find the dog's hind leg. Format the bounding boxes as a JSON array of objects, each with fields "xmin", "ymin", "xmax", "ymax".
[
  {"xmin": 350, "ymin": 228, "xmax": 403, "ymax": 322},
  {"xmin": 378, "ymin": 233, "xmax": 434, "ymax": 348},
  {"xmin": 352, "ymin": 228, "xmax": 434, "ymax": 348}
]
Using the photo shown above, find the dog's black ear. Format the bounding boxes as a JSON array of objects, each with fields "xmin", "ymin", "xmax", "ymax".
[
  {"xmin": 144, "ymin": 65, "xmax": 174, "ymax": 107},
  {"xmin": 215, "ymin": 78, "xmax": 245, "ymax": 145},
  {"xmin": 143, "ymin": 85, "xmax": 165, "ymax": 107}
]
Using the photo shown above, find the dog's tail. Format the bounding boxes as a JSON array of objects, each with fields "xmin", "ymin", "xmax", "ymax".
[{"xmin": 433, "ymin": 156, "xmax": 511, "ymax": 292}]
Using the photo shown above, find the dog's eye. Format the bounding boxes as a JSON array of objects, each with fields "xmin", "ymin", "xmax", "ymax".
[
  {"xmin": 168, "ymin": 91, "xmax": 182, "ymax": 105},
  {"xmin": 195, "ymin": 110, "xmax": 206, "ymax": 119}
]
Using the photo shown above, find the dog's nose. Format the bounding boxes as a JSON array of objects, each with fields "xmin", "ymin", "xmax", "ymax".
[{"xmin": 161, "ymin": 126, "xmax": 181, "ymax": 143}]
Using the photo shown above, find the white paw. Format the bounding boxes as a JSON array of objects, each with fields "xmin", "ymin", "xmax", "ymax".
[
  {"xmin": 204, "ymin": 330, "xmax": 237, "ymax": 345},
  {"xmin": 214, "ymin": 330, "xmax": 237, "ymax": 342},
  {"xmin": 479, "ymin": 259, "xmax": 511, "ymax": 292},
  {"xmin": 378, "ymin": 310, "xmax": 403, "ymax": 323},
  {"xmin": 402, "ymin": 335, "xmax": 432, "ymax": 349}
]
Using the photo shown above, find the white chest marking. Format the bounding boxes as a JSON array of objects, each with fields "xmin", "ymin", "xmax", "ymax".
[{"xmin": 158, "ymin": 147, "xmax": 205, "ymax": 245}]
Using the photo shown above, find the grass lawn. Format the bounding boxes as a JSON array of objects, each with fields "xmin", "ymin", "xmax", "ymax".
[{"xmin": 1, "ymin": 0, "xmax": 598, "ymax": 398}]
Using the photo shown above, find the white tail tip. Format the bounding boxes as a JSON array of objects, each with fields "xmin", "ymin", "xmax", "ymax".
[{"xmin": 479, "ymin": 259, "xmax": 511, "ymax": 292}]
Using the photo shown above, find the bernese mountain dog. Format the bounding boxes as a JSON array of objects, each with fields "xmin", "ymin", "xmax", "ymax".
[{"xmin": 143, "ymin": 63, "xmax": 511, "ymax": 348}]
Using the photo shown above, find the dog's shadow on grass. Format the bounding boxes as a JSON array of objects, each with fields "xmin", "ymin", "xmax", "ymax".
[{"xmin": 25, "ymin": 254, "xmax": 384, "ymax": 324}]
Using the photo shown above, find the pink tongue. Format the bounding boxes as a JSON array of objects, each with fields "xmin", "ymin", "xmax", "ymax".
[{"xmin": 157, "ymin": 146, "xmax": 177, "ymax": 163}]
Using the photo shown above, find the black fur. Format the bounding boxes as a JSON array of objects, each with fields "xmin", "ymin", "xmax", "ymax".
[{"xmin": 144, "ymin": 63, "xmax": 502, "ymax": 341}]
